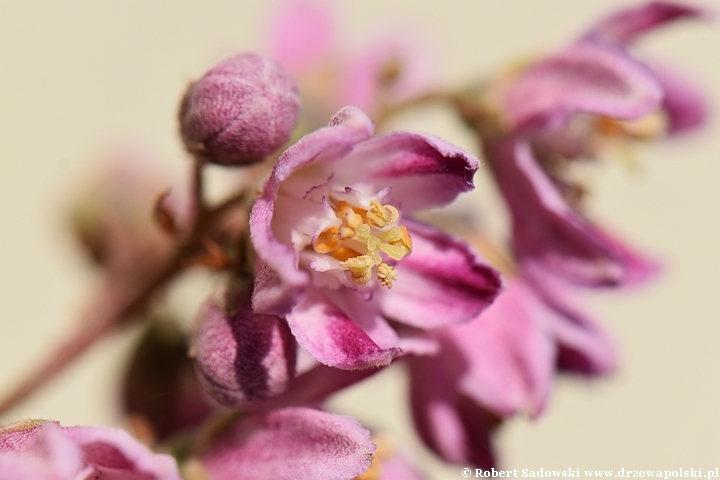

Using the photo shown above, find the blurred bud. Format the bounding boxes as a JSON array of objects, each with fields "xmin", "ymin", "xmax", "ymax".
[
  {"xmin": 68, "ymin": 146, "xmax": 182, "ymax": 274},
  {"xmin": 192, "ymin": 283, "xmax": 297, "ymax": 408},
  {"xmin": 121, "ymin": 318, "xmax": 214, "ymax": 443},
  {"xmin": 179, "ymin": 53, "xmax": 300, "ymax": 166}
]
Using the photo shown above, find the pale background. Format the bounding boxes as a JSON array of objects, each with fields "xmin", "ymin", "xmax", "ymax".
[{"xmin": 0, "ymin": 0, "xmax": 718, "ymax": 477}]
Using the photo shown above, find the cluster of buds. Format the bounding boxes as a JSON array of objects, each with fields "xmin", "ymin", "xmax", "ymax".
[{"xmin": 0, "ymin": 1, "xmax": 709, "ymax": 478}]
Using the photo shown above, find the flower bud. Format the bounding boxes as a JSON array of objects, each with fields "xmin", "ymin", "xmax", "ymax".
[
  {"xmin": 121, "ymin": 319, "xmax": 214, "ymax": 443},
  {"xmin": 180, "ymin": 53, "xmax": 300, "ymax": 166},
  {"xmin": 192, "ymin": 284, "xmax": 297, "ymax": 408}
]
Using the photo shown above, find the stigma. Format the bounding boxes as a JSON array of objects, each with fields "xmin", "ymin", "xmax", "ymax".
[{"xmin": 312, "ymin": 198, "xmax": 412, "ymax": 288}]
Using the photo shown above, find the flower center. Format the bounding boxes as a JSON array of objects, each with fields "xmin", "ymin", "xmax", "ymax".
[{"xmin": 312, "ymin": 198, "xmax": 412, "ymax": 288}]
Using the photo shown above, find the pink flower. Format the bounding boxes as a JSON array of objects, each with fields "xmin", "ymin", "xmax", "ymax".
[
  {"xmin": 196, "ymin": 407, "xmax": 375, "ymax": 480},
  {"xmin": 0, "ymin": 419, "xmax": 181, "ymax": 480},
  {"xmin": 407, "ymin": 275, "xmax": 616, "ymax": 469},
  {"xmin": 250, "ymin": 106, "xmax": 501, "ymax": 369},
  {"xmin": 482, "ymin": 1, "xmax": 708, "ymax": 286},
  {"xmin": 266, "ymin": 0, "xmax": 435, "ymax": 128}
]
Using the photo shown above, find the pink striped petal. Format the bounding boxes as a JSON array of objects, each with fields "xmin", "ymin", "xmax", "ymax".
[
  {"xmin": 581, "ymin": 1, "xmax": 709, "ymax": 46},
  {"xmin": 492, "ymin": 138, "xmax": 656, "ymax": 287},
  {"xmin": 286, "ymin": 290, "xmax": 401, "ymax": 369},
  {"xmin": 378, "ymin": 220, "xmax": 502, "ymax": 329},
  {"xmin": 337, "ymin": 131, "xmax": 479, "ymax": 213},
  {"xmin": 504, "ymin": 42, "xmax": 662, "ymax": 133}
]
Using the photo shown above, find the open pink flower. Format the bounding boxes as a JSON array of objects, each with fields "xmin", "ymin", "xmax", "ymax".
[
  {"xmin": 483, "ymin": 1, "xmax": 707, "ymax": 286},
  {"xmin": 407, "ymin": 275, "xmax": 616, "ymax": 469},
  {"xmin": 0, "ymin": 419, "xmax": 181, "ymax": 480},
  {"xmin": 250, "ymin": 106, "xmax": 501, "ymax": 370}
]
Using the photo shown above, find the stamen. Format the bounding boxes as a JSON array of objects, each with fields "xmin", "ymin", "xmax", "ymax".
[
  {"xmin": 311, "ymin": 196, "xmax": 413, "ymax": 288},
  {"xmin": 377, "ymin": 263, "xmax": 397, "ymax": 288},
  {"xmin": 339, "ymin": 255, "xmax": 375, "ymax": 285},
  {"xmin": 367, "ymin": 200, "xmax": 399, "ymax": 228}
]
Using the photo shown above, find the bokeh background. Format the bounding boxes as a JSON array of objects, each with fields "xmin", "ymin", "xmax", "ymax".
[{"xmin": 1, "ymin": 0, "xmax": 718, "ymax": 476}]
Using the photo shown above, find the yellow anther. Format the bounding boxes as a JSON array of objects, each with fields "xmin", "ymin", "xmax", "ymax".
[
  {"xmin": 312, "ymin": 226, "xmax": 341, "ymax": 254},
  {"xmin": 339, "ymin": 255, "xmax": 375, "ymax": 285},
  {"xmin": 367, "ymin": 200, "xmax": 399, "ymax": 228},
  {"xmin": 390, "ymin": 225, "xmax": 412, "ymax": 254},
  {"xmin": 377, "ymin": 263, "xmax": 397, "ymax": 288}
]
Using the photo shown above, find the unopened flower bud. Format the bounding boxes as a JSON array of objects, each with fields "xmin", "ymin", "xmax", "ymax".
[
  {"xmin": 179, "ymin": 53, "xmax": 300, "ymax": 166},
  {"xmin": 191, "ymin": 284, "xmax": 297, "ymax": 408}
]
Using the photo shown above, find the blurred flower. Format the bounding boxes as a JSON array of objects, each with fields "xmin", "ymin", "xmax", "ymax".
[
  {"xmin": 179, "ymin": 53, "xmax": 301, "ymax": 166},
  {"xmin": 479, "ymin": 1, "xmax": 707, "ymax": 286},
  {"xmin": 250, "ymin": 105, "xmax": 501, "ymax": 369},
  {"xmin": 407, "ymin": 275, "xmax": 616, "ymax": 469},
  {"xmin": 69, "ymin": 146, "xmax": 180, "ymax": 277},
  {"xmin": 0, "ymin": 419, "xmax": 181, "ymax": 480},
  {"xmin": 266, "ymin": 0, "xmax": 435, "ymax": 130}
]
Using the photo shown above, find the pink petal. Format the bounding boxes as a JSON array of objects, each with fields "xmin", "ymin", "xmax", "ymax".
[
  {"xmin": 587, "ymin": 225, "xmax": 662, "ymax": 286},
  {"xmin": 581, "ymin": 1, "xmax": 709, "ymax": 46},
  {"xmin": 378, "ymin": 220, "xmax": 502, "ymax": 329},
  {"xmin": 379, "ymin": 454, "xmax": 426, "ymax": 480},
  {"xmin": 0, "ymin": 421, "xmax": 85, "ymax": 480},
  {"xmin": 337, "ymin": 131, "xmax": 479, "ymax": 212},
  {"xmin": 653, "ymin": 65, "xmax": 708, "ymax": 134},
  {"xmin": 200, "ymin": 407, "xmax": 375, "ymax": 480},
  {"xmin": 451, "ymin": 281, "xmax": 556, "ymax": 418},
  {"xmin": 62, "ymin": 426, "xmax": 181, "ymax": 480},
  {"xmin": 193, "ymin": 287, "xmax": 297, "ymax": 409},
  {"xmin": 286, "ymin": 290, "xmax": 401, "ymax": 369},
  {"xmin": 0, "ymin": 421, "xmax": 181, "ymax": 480},
  {"xmin": 266, "ymin": 0, "xmax": 335, "ymax": 72},
  {"xmin": 505, "ymin": 42, "xmax": 662, "ymax": 133},
  {"xmin": 250, "ymin": 106, "xmax": 374, "ymax": 315},
  {"xmin": 524, "ymin": 267, "xmax": 618, "ymax": 376},
  {"xmin": 263, "ymin": 364, "xmax": 380, "ymax": 410},
  {"xmin": 408, "ymin": 354, "xmax": 498, "ymax": 469},
  {"xmin": 492, "ymin": 139, "xmax": 654, "ymax": 287}
]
